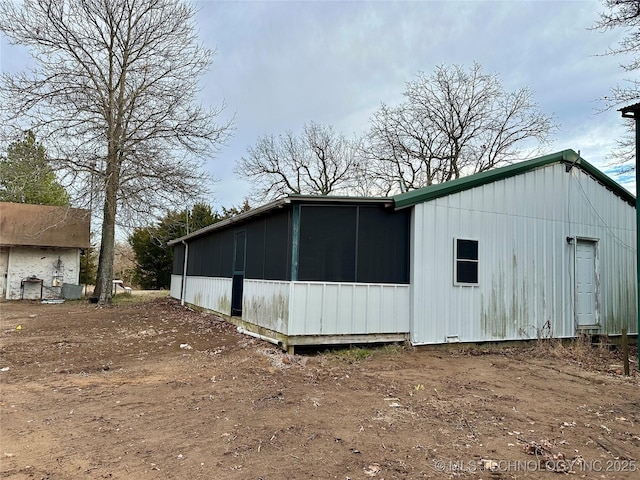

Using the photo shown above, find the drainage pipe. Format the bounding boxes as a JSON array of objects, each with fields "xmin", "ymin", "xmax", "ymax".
[{"xmin": 237, "ymin": 326, "xmax": 282, "ymax": 346}]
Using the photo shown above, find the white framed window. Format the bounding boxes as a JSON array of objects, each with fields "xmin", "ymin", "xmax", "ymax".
[{"xmin": 454, "ymin": 238, "xmax": 478, "ymax": 286}]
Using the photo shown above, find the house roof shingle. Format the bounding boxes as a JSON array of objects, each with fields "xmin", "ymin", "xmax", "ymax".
[{"xmin": 0, "ymin": 202, "xmax": 91, "ymax": 248}]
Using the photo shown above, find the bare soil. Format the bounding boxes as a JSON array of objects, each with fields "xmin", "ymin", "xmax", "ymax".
[{"xmin": 1, "ymin": 297, "xmax": 639, "ymax": 479}]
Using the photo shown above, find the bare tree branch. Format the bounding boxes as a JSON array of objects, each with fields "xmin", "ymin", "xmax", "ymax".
[
  {"xmin": 361, "ymin": 63, "xmax": 557, "ymax": 194},
  {"xmin": 592, "ymin": 1, "xmax": 640, "ymax": 174},
  {"xmin": 0, "ymin": 0, "xmax": 233, "ymax": 304},
  {"xmin": 236, "ymin": 121, "xmax": 360, "ymax": 202}
]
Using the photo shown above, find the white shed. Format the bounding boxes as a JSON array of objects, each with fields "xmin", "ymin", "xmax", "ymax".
[
  {"xmin": 0, "ymin": 202, "xmax": 90, "ymax": 300},
  {"xmin": 395, "ymin": 149, "xmax": 637, "ymax": 344}
]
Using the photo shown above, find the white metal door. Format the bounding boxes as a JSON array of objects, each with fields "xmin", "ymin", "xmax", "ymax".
[{"xmin": 575, "ymin": 240, "xmax": 598, "ymax": 327}]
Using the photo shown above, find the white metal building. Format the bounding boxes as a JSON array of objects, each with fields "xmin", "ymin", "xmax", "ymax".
[
  {"xmin": 170, "ymin": 150, "xmax": 637, "ymax": 351},
  {"xmin": 395, "ymin": 150, "xmax": 636, "ymax": 344}
]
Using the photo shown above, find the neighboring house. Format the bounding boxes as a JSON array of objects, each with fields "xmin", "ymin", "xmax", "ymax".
[
  {"xmin": 169, "ymin": 150, "xmax": 637, "ymax": 352},
  {"xmin": 0, "ymin": 202, "xmax": 90, "ymax": 300}
]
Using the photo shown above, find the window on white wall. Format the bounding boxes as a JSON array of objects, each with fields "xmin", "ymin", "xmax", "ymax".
[{"xmin": 454, "ymin": 239, "xmax": 478, "ymax": 285}]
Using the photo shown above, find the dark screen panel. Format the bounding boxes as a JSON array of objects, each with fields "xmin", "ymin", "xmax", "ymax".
[
  {"xmin": 245, "ymin": 220, "xmax": 266, "ymax": 279},
  {"xmin": 208, "ymin": 234, "xmax": 222, "ymax": 276},
  {"xmin": 233, "ymin": 231, "xmax": 246, "ymax": 272},
  {"xmin": 219, "ymin": 230, "xmax": 234, "ymax": 277},
  {"xmin": 264, "ymin": 210, "xmax": 291, "ymax": 280},
  {"xmin": 183, "ymin": 208, "xmax": 292, "ymax": 281},
  {"xmin": 186, "ymin": 229, "xmax": 234, "ymax": 278},
  {"xmin": 357, "ymin": 207, "xmax": 410, "ymax": 284},
  {"xmin": 183, "ymin": 202, "xmax": 411, "ymax": 285},
  {"xmin": 172, "ymin": 243, "xmax": 185, "ymax": 275},
  {"xmin": 298, "ymin": 206, "xmax": 357, "ymax": 282},
  {"xmin": 191, "ymin": 235, "xmax": 215, "ymax": 276},
  {"xmin": 187, "ymin": 236, "xmax": 207, "ymax": 276}
]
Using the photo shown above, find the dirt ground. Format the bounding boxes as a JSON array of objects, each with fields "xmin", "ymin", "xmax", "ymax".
[{"xmin": 1, "ymin": 296, "xmax": 639, "ymax": 480}]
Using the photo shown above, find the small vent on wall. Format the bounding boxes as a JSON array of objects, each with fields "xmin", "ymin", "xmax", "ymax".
[{"xmin": 445, "ymin": 335, "xmax": 460, "ymax": 343}]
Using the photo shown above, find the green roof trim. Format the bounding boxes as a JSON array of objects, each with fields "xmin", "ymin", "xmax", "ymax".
[{"xmin": 392, "ymin": 149, "xmax": 636, "ymax": 209}]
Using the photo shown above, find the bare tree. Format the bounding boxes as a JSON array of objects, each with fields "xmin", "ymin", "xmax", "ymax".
[
  {"xmin": 362, "ymin": 63, "xmax": 556, "ymax": 194},
  {"xmin": 236, "ymin": 121, "xmax": 360, "ymax": 202},
  {"xmin": 113, "ymin": 241, "xmax": 136, "ymax": 288},
  {"xmin": 0, "ymin": 0, "xmax": 232, "ymax": 304},
  {"xmin": 593, "ymin": 0, "xmax": 640, "ymax": 174}
]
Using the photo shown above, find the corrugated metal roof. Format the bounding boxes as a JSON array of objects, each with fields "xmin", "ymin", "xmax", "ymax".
[
  {"xmin": 168, "ymin": 194, "xmax": 392, "ymax": 245},
  {"xmin": 393, "ymin": 149, "xmax": 636, "ymax": 210}
]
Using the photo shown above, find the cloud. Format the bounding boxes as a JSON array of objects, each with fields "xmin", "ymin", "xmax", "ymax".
[
  {"xmin": 1, "ymin": 0, "xmax": 635, "ymax": 207},
  {"xmin": 198, "ymin": 0, "xmax": 634, "ymax": 201}
]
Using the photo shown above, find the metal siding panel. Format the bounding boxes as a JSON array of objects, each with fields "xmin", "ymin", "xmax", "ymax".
[
  {"xmin": 288, "ymin": 283, "xmax": 309, "ymax": 334},
  {"xmin": 184, "ymin": 276, "xmax": 232, "ymax": 315},
  {"xmin": 409, "ymin": 208, "xmax": 422, "ymax": 342},
  {"xmin": 352, "ymin": 285, "xmax": 370, "ymax": 332},
  {"xmin": 413, "ymin": 201, "xmax": 449, "ymax": 343},
  {"xmin": 433, "ymin": 201, "xmax": 452, "ymax": 341},
  {"xmin": 288, "ymin": 282, "xmax": 410, "ymax": 336},
  {"xmin": 337, "ymin": 285, "xmax": 351, "ymax": 334},
  {"xmin": 170, "ymin": 274, "xmax": 182, "ymax": 299},
  {"xmin": 567, "ymin": 168, "xmax": 637, "ymax": 335},
  {"xmin": 306, "ymin": 283, "xmax": 323, "ymax": 334},
  {"xmin": 379, "ymin": 286, "xmax": 396, "ymax": 331},
  {"xmin": 323, "ymin": 284, "xmax": 340, "ymax": 333},
  {"xmin": 411, "ymin": 163, "xmax": 637, "ymax": 344},
  {"xmin": 339, "ymin": 284, "xmax": 356, "ymax": 334},
  {"xmin": 242, "ymin": 280, "xmax": 290, "ymax": 334}
]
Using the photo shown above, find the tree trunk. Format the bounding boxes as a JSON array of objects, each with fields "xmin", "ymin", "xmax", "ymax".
[
  {"xmin": 0, "ymin": 1, "xmax": 230, "ymax": 299},
  {"xmin": 93, "ymin": 156, "xmax": 120, "ymax": 304}
]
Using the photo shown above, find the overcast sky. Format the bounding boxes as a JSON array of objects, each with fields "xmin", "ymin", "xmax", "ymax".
[{"xmin": 0, "ymin": 0, "xmax": 636, "ymax": 211}]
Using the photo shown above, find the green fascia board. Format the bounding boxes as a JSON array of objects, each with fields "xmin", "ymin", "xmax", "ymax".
[{"xmin": 392, "ymin": 149, "xmax": 636, "ymax": 209}]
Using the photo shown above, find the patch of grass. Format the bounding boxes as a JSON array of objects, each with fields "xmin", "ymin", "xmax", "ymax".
[
  {"xmin": 379, "ymin": 343, "xmax": 408, "ymax": 356},
  {"xmin": 529, "ymin": 334, "xmax": 639, "ymax": 374},
  {"xmin": 324, "ymin": 346, "xmax": 373, "ymax": 364},
  {"xmin": 533, "ymin": 334, "xmax": 590, "ymax": 360},
  {"xmin": 111, "ymin": 290, "xmax": 167, "ymax": 305},
  {"xmin": 323, "ymin": 342, "xmax": 408, "ymax": 364}
]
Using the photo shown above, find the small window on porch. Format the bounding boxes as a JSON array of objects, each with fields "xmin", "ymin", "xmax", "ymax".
[{"xmin": 454, "ymin": 239, "xmax": 478, "ymax": 286}]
